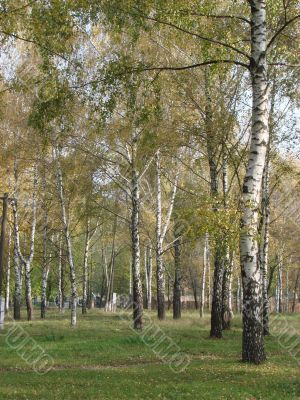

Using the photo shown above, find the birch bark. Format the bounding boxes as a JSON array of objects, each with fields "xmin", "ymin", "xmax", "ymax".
[
  {"xmin": 221, "ymin": 155, "xmax": 234, "ymax": 330},
  {"xmin": 155, "ymin": 150, "xmax": 165, "ymax": 320},
  {"xmin": 259, "ymin": 157, "xmax": 270, "ymax": 334},
  {"xmin": 144, "ymin": 244, "xmax": 152, "ymax": 310},
  {"xmin": 130, "ymin": 138, "xmax": 143, "ymax": 329},
  {"xmin": 5, "ymin": 228, "xmax": 11, "ymax": 313},
  {"xmin": 12, "ymin": 167, "xmax": 37, "ymax": 321},
  {"xmin": 240, "ymin": 0, "xmax": 269, "ymax": 363},
  {"xmin": 200, "ymin": 232, "xmax": 209, "ymax": 318},
  {"xmin": 292, "ymin": 270, "xmax": 299, "ymax": 313},
  {"xmin": 82, "ymin": 218, "xmax": 90, "ymax": 314},
  {"xmin": 54, "ymin": 147, "xmax": 77, "ymax": 327},
  {"xmin": 58, "ymin": 234, "xmax": 63, "ymax": 312},
  {"xmin": 155, "ymin": 149, "xmax": 178, "ymax": 320},
  {"xmin": 173, "ymin": 224, "xmax": 181, "ymax": 319},
  {"xmin": 41, "ymin": 176, "xmax": 49, "ymax": 319},
  {"xmin": 204, "ymin": 69, "xmax": 225, "ymax": 338}
]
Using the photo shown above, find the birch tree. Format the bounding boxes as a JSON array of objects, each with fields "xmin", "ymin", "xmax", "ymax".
[
  {"xmin": 82, "ymin": 218, "xmax": 90, "ymax": 314},
  {"xmin": 12, "ymin": 166, "xmax": 37, "ymax": 321},
  {"xmin": 41, "ymin": 169, "xmax": 50, "ymax": 319},
  {"xmin": 54, "ymin": 146, "xmax": 77, "ymax": 327},
  {"xmin": 5, "ymin": 227, "xmax": 11, "ymax": 313},
  {"xmin": 200, "ymin": 233, "xmax": 210, "ymax": 318},
  {"xmin": 173, "ymin": 222, "xmax": 182, "ymax": 320},
  {"xmin": 155, "ymin": 150, "xmax": 179, "ymax": 320},
  {"xmin": 239, "ymin": 1, "xmax": 269, "ymax": 363},
  {"xmin": 144, "ymin": 244, "xmax": 152, "ymax": 310}
]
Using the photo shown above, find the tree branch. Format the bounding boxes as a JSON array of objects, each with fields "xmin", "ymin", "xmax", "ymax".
[
  {"xmin": 267, "ymin": 14, "xmax": 300, "ymax": 49},
  {"xmin": 0, "ymin": 30, "xmax": 70, "ymax": 62},
  {"xmin": 71, "ymin": 59, "xmax": 249, "ymax": 90},
  {"xmin": 268, "ymin": 62, "xmax": 300, "ymax": 68},
  {"xmin": 181, "ymin": 10, "xmax": 250, "ymax": 24},
  {"xmin": 134, "ymin": 60, "xmax": 249, "ymax": 72},
  {"xmin": 132, "ymin": 9, "xmax": 251, "ymax": 60}
]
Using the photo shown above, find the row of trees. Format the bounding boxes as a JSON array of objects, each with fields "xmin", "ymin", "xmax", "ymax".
[{"xmin": 0, "ymin": 0, "xmax": 299, "ymax": 364}]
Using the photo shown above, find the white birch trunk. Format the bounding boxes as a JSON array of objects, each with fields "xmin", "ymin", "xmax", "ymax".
[
  {"xmin": 292, "ymin": 270, "xmax": 299, "ymax": 313},
  {"xmin": 155, "ymin": 150, "xmax": 165, "ymax": 320},
  {"xmin": 221, "ymin": 154, "xmax": 234, "ymax": 330},
  {"xmin": 200, "ymin": 233, "xmax": 209, "ymax": 318},
  {"xmin": 12, "ymin": 167, "xmax": 37, "ymax": 321},
  {"xmin": 129, "ymin": 260, "xmax": 132, "ymax": 296},
  {"xmin": 237, "ymin": 277, "xmax": 241, "ymax": 313},
  {"xmin": 58, "ymin": 233, "xmax": 63, "ymax": 312},
  {"xmin": 147, "ymin": 246, "xmax": 152, "ymax": 310},
  {"xmin": 204, "ymin": 69, "xmax": 224, "ymax": 338},
  {"xmin": 285, "ymin": 268, "xmax": 289, "ymax": 313},
  {"xmin": 240, "ymin": 0, "xmax": 269, "ymax": 363},
  {"xmin": 155, "ymin": 149, "xmax": 178, "ymax": 320},
  {"xmin": 41, "ymin": 194, "xmax": 48, "ymax": 319},
  {"xmin": 277, "ymin": 254, "xmax": 283, "ymax": 313},
  {"xmin": 173, "ymin": 226, "xmax": 181, "ymax": 319},
  {"xmin": 130, "ymin": 140, "xmax": 143, "ymax": 329},
  {"xmin": 54, "ymin": 147, "xmax": 77, "ymax": 327},
  {"xmin": 5, "ymin": 228, "xmax": 11, "ymax": 313},
  {"xmin": 259, "ymin": 155, "xmax": 270, "ymax": 335},
  {"xmin": 82, "ymin": 218, "xmax": 90, "ymax": 314},
  {"xmin": 12, "ymin": 160, "xmax": 21, "ymax": 320}
]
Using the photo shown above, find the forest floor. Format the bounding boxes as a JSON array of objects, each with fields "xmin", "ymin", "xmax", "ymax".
[{"xmin": 0, "ymin": 309, "xmax": 299, "ymax": 400}]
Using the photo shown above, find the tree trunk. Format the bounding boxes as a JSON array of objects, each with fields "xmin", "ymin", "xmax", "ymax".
[
  {"xmin": 129, "ymin": 260, "xmax": 132, "ymax": 296},
  {"xmin": 155, "ymin": 150, "xmax": 165, "ymax": 320},
  {"xmin": 24, "ymin": 261, "xmax": 33, "ymax": 321},
  {"xmin": 200, "ymin": 233, "xmax": 209, "ymax": 318},
  {"xmin": 13, "ymin": 238, "xmax": 21, "ymax": 320},
  {"xmin": 58, "ymin": 234, "xmax": 63, "ymax": 312},
  {"xmin": 240, "ymin": 0, "xmax": 269, "ymax": 364},
  {"xmin": 277, "ymin": 254, "xmax": 283, "ymax": 313},
  {"xmin": 0, "ymin": 193, "xmax": 8, "ymax": 328},
  {"xmin": 210, "ymin": 247, "xmax": 225, "ymax": 338},
  {"xmin": 207, "ymin": 252, "xmax": 211, "ymax": 311},
  {"xmin": 105, "ymin": 218, "xmax": 117, "ymax": 312},
  {"xmin": 144, "ymin": 245, "xmax": 153, "ymax": 310},
  {"xmin": 41, "ymin": 201, "xmax": 48, "ymax": 319},
  {"xmin": 237, "ymin": 277, "xmax": 241, "ymax": 314},
  {"xmin": 130, "ymin": 158, "xmax": 143, "ymax": 330},
  {"xmin": 167, "ymin": 275, "xmax": 171, "ymax": 310},
  {"xmin": 155, "ymin": 150, "xmax": 178, "ymax": 320},
  {"xmin": 192, "ymin": 284, "xmax": 198, "ymax": 310},
  {"xmin": 292, "ymin": 270, "xmax": 299, "ymax": 313},
  {"xmin": 13, "ymin": 159, "xmax": 21, "ymax": 320},
  {"xmin": 221, "ymin": 154, "xmax": 233, "ymax": 330},
  {"xmin": 5, "ymin": 228, "xmax": 11, "ymax": 313},
  {"xmin": 285, "ymin": 268, "xmax": 289, "ymax": 313},
  {"xmin": 54, "ymin": 147, "xmax": 77, "ymax": 327},
  {"xmin": 259, "ymin": 158, "xmax": 270, "ymax": 335},
  {"xmin": 12, "ymin": 167, "xmax": 37, "ymax": 322},
  {"xmin": 222, "ymin": 254, "xmax": 234, "ymax": 330},
  {"xmin": 173, "ymin": 229, "xmax": 181, "ymax": 319},
  {"xmin": 204, "ymin": 69, "xmax": 225, "ymax": 339},
  {"xmin": 82, "ymin": 219, "xmax": 90, "ymax": 314},
  {"xmin": 144, "ymin": 248, "xmax": 148, "ymax": 309}
]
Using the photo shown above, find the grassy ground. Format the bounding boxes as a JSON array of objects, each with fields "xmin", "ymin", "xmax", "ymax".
[{"xmin": 0, "ymin": 309, "xmax": 299, "ymax": 400}]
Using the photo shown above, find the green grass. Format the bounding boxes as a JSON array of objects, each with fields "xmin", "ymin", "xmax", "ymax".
[{"xmin": 0, "ymin": 309, "xmax": 299, "ymax": 399}]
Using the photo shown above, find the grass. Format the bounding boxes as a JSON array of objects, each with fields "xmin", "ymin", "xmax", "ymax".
[{"xmin": 0, "ymin": 309, "xmax": 299, "ymax": 399}]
